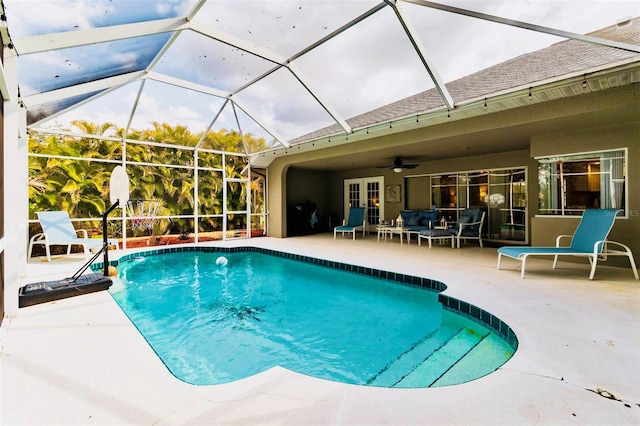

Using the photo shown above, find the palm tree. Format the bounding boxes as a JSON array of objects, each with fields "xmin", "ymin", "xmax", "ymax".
[{"xmin": 28, "ymin": 121, "xmax": 268, "ymax": 239}]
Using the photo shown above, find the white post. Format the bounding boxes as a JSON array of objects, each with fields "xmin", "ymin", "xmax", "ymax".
[
  {"xmin": 3, "ymin": 50, "xmax": 27, "ymax": 316},
  {"xmin": 194, "ymin": 150, "xmax": 199, "ymax": 242},
  {"xmin": 121, "ymin": 139, "xmax": 128, "ymax": 249},
  {"xmin": 222, "ymin": 153, "xmax": 227, "ymax": 240},
  {"xmin": 246, "ymin": 165, "xmax": 251, "ymax": 238}
]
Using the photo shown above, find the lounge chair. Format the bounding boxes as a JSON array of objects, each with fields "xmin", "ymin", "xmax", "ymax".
[
  {"xmin": 497, "ymin": 209, "xmax": 638, "ymax": 280},
  {"xmin": 29, "ymin": 211, "xmax": 119, "ymax": 262},
  {"xmin": 334, "ymin": 207, "xmax": 366, "ymax": 240}
]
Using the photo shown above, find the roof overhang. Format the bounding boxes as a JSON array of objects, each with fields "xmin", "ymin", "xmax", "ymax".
[{"xmin": 249, "ymin": 59, "xmax": 640, "ymax": 169}]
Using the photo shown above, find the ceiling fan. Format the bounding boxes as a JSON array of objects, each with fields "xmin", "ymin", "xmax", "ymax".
[{"xmin": 377, "ymin": 157, "xmax": 419, "ymax": 173}]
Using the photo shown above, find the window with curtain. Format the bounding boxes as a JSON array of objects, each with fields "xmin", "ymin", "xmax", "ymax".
[{"xmin": 538, "ymin": 149, "xmax": 627, "ymax": 216}]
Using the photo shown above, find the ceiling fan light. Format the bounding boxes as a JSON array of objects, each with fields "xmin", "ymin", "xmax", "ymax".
[{"xmin": 393, "ymin": 167, "xmax": 403, "ymax": 173}]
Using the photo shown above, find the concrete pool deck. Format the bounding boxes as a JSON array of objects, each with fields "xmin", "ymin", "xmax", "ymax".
[{"xmin": 1, "ymin": 234, "xmax": 639, "ymax": 425}]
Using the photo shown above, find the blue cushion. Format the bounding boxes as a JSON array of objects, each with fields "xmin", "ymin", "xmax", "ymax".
[
  {"xmin": 418, "ymin": 210, "xmax": 439, "ymax": 227},
  {"xmin": 459, "ymin": 209, "xmax": 483, "ymax": 234},
  {"xmin": 407, "ymin": 215, "xmax": 421, "ymax": 226},
  {"xmin": 418, "ymin": 210, "xmax": 438, "ymax": 219},
  {"xmin": 400, "ymin": 210, "xmax": 418, "ymax": 222},
  {"xmin": 459, "ymin": 216, "xmax": 471, "ymax": 223},
  {"xmin": 420, "ymin": 229, "xmax": 449, "ymax": 237},
  {"xmin": 461, "ymin": 208, "xmax": 482, "ymax": 223}
]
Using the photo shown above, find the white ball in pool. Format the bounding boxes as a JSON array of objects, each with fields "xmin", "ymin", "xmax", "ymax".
[{"xmin": 215, "ymin": 256, "xmax": 228, "ymax": 267}]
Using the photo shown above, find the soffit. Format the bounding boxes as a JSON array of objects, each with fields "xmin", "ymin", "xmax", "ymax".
[{"xmin": 277, "ymin": 75, "xmax": 640, "ymax": 172}]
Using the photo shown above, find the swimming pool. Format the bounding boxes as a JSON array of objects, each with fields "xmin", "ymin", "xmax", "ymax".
[{"xmin": 109, "ymin": 248, "xmax": 517, "ymax": 387}]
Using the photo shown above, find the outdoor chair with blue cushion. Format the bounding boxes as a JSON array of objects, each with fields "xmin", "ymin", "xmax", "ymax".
[
  {"xmin": 399, "ymin": 208, "xmax": 440, "ymax": 232},
  {"xmin": 334, "ymin": 207, "xmax": 366, "ymax": 240},
  {"xmin": 497, "ymin": 209, "xmax": 638, "ymax": 280},
  {"xmin": 446, "ymin": 208, "xmax": 485, "ymax": 248},
  {"xmin": 29, "ymin": 211, "xmax": 119, "ymax": 262},
  {"xmin": 418, "ymin": 228, "xmax": 455, "ymax": 249}
]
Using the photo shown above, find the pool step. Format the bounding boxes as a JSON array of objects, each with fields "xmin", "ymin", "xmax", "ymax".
[
  {"xmin": 367, "ymin": 327, "xmax": 459, "ymax": 387},
  {"xmin": 393, "ymin": 328, "xmax": 488, "ymax": 388},
  {"xmin": 430, "ymin": 332, "xmax": 514, "ymax": 387}
]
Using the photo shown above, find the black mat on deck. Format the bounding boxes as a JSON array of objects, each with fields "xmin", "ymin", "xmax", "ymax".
[{"xmin": 19, "ymin": 273, "xmax": 112, "ymax": 308}]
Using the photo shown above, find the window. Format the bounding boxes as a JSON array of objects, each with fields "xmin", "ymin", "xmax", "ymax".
[
  {"xmin": 426, "ymin": 167, "xmax": 527, "ymax": 243},
  {"xmin": 538, "ymin": 149, "xmax": 627, "ymax": 216}
]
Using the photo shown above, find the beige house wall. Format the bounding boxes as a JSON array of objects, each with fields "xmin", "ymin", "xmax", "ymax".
[{"xmin": 530, "ymin": 121, "xmax": 640, "ymax": 267}]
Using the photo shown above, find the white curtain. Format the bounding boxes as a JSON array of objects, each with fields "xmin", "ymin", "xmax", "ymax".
[{"xmin": 600, "ymin": 151, "xmax": 625, "ymax": 209}]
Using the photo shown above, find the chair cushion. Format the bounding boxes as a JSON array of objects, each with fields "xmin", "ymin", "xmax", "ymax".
[
  {"xmin": 460, "ymin": 228, "xmax": 479, "ymax": 237},
  {"xmin": 420, "ymin": 229, "xmax": 450, "ymax": 237},
  {"xmin": 407, "ymin": 215, "xmax": 421, "ymax": 226},
  {"xmin": 418, "ymin": 210, "xmax": 439, "ymax": 226},
  {"xmin": 461, "ymin": 208, "xmax": 482, "ymax": 223},
  {"xmin": 399, "ymin": 210, "xmax": 418, "ymax": 223},
  {"xmin": 347, "ymin": 207, "xmax": 365, "ymax": 226},
  {"xmin": 459, "ymin": 208, "xmax": 483, "ymax": 234}
]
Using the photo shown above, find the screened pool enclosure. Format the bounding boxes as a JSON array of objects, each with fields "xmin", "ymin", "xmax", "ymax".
[
  {"xmin": 28, "ymin": 130, "xmax": 267, "ymax": 248},
  {"xmin": 4, "ymin": 0, "xmax": 638, "ymax": 250}
]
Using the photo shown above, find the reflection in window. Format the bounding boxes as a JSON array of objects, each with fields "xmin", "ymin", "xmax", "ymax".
[
  {"xmin": 428, "ymin": 168, "xmax": 527, "ymax": 242},
  {"xmin": 367, "ymin": 181, "xmax": 380, "ymax": 226},
  {"xmin": 538, "ymin": 149, "xmax": 626, "ymax": 216},
  {"xmin": 431, "ymin": 175, "xmax": 458, "ymax": 219}
]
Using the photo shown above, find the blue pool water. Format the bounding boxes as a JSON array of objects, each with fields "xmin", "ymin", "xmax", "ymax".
[{"xmin": 110, "ymin": 250, "xmax": 515, "ymax": 387}]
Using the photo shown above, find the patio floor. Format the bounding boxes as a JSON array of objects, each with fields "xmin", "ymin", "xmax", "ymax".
[{"xmin": 1, "ymin": 233, "xmax": 639, "ymax": 425}]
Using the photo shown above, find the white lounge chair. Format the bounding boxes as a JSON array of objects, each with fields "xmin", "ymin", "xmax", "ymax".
[{"xmin": 29, "ymin": 211, "xmax": 119, "ymax": 262}]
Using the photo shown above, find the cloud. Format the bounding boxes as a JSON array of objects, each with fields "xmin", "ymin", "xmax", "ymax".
[
  {"xmin": 14, "ymin": 0, "xmax": 640, "ymax": 144},
  {"xmin": 6, "ymin": 0, "xmax": 114, "ymax": 36}
]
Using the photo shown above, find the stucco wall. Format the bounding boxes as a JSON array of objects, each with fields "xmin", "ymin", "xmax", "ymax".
[
  {"xmin": 286, "ymin": 168, "xmax": 330, "ymax": 211},
  {"xmin": 285, "ymin": 167, "xmax": 330, "ymax": 232},
  {"xmin": 405, "ymin": 176, "xmax": 431, "ymax": 210},
  {"xmin": 266, "ymin": 163, "xmax": 287, "ymax": 237},
  {"xmin": 530, "ymin": 121, "xmax": 639, "ymax": 268}
]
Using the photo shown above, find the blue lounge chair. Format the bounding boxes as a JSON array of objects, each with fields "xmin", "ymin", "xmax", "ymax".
[
  {"xmin": 29, "ymin": 211, "xmax": 119, "ymax": 262},
  {"xmin": 334, "ymin": 207, "xmax": 366, "ymax": 240},
  {"xmin": 497, "ymin": 209, "xmax": 638, "ymax": 280}
]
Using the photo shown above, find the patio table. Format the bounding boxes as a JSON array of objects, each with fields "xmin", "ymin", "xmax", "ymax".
[{"xmin": 377, "ymin": 226, "xmax": 409, "ymax": 245}]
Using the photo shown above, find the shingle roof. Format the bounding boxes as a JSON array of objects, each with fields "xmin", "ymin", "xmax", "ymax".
[{"xmin": 291, "ymin": 18, "xmax": 640, "ymax": 144}]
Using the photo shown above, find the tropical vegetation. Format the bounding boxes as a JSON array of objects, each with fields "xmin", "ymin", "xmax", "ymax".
[{"xmin": 28, "ymin": 120, "xmax": 268, "ymax": 240}]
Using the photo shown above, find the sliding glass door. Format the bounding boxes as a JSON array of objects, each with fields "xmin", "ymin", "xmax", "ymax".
[{"xmin": 429, "ymin": 167, "xmax": 527, "ymax": 244}]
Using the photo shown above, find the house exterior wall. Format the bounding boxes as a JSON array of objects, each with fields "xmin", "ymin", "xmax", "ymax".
[
  {"xmin": 267, "ymin": 164, "xmax": 288, "ymax": 238},
  {"xmin": 286, "ymin": 167, "xmax": 330, "ymax": 231},
  {"xmin": 286, "ymin": 168, "xmax": 329, "ymax": 209},
  {"xmin": 405, "ymin": 176, "xmax": 432, "ymax": 211},
  {"xmin": 530, "ymin": 121, "xmax": 640, "ymax": 267},
  {"xmin": 266, "ymin": 83, "xmax": 638, "ymax": 269}
]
